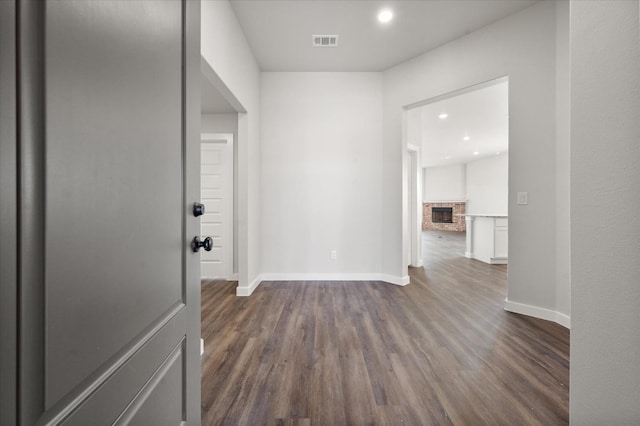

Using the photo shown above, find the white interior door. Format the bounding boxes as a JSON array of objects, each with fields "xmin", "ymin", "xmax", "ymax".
[{"xmin": 201, "ymin": 134, "xmax": 233, "ymax": 280}]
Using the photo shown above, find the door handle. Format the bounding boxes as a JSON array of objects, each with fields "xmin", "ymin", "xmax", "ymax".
[
  {"xmin": 193, "ymin": 202, "xmax": 205, "ymax": 217},
  {"xmin": 191, "ymin": 236, "xmax": 213, "ymax": 252}
]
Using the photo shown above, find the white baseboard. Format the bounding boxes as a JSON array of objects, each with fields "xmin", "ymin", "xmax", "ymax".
[
  {"xmin": 504, "ymin": 299, "xmax": 571, "ymax": 329},
  {"xmin": 261, "ymin": 273, "xmax": 369, "ymax": 282},
  {"xmin": 463, "ymin": 254, "xmax": 508, "ymax": 265},
  {"xmin": 555, "ymin": 311, "xmax": 571, "ymax": 328},
  {"xmin": 258, "ymin": 273, "xmax": 411, "ymax": 286},
  {"xmin": 236, "ymin": 274, "xmax": 262, "ymax": 297},
  {"xmin": 201, "ymin": 275, "xmax": 239, "ymax": 282},
  {"xmin": 235, "ymin": 273, "xmax": 411, "ymax": 296},
  {"xmin": 378, "ymin": 274, "xmax": 410, "ymax": 286}
]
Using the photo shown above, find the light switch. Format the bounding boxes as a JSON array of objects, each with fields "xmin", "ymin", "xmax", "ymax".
[{"xmin": 517, "ymin": 192, "xmax": 529, "ymax": 205}]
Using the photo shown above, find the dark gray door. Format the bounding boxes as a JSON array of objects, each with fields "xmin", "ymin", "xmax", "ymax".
[{"xmin": 0, "ymin": 1, "xmax": 202, "ymax": 424}]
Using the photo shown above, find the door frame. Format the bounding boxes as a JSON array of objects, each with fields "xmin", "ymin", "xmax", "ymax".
[
  {"xmin": 402, "ymin": 76, "xmax": 509, "ymax": 272},
  {"xmin": 201, "ymin": 132, "xmax": 235, "ymax": 280},
  {"xmin": 407, "ymin": 144, "xmax": 423, "ymax": 267}
]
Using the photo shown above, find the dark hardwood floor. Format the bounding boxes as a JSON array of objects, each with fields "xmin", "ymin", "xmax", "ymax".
[{"xmin": 201, "ymin": 231, "xmax": 569, "ymax": 425}]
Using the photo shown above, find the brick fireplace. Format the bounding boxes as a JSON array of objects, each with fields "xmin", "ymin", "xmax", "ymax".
[{"xmin": 422, "ymin": 202, "xmax": 466, "ymax": 231}]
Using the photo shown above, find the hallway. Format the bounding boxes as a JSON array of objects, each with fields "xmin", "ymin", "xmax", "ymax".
[{"xmin": 201, "ymin": 231, "xmax": 569, "ymax": 425}]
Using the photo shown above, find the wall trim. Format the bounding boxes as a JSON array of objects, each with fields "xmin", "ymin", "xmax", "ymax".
[
  {"xmin": 504, "ymin": 299, "xmax": 571, "ymax": 329},
  {"xmin": 378, "ymin": 274, "xmax": 411, "ymax": 286},
  {"xmin": 555, "ymin": 312, "xmax": 571, "ymax": 329},
  {"xmin": 201, "ymin": 276, "xmax": 239, "ymax": 282},
  {"xmin": 261, "ymin": 273, "xmax": 411, "ymax": 286},
  {"xmin": 237, "ymin": 273, "xmax": 411, "ymax": 295},
  {"xmin": 236, "ymin": 274, "xmax": 262, "ymax": 297}
]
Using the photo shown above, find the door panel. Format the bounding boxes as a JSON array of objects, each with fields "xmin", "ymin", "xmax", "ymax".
[
  {"xmin": 200, "ymin": 141, "xmax": 229, "ymax": 279},
  {"xmin": 201, "ymin": 189, "xmax": 222, "ymax": 199},
  {"xmin": 45, "ymin": 0, "xmax": 184, "ymax": 405},
  {"xmin": 7, "ymin": 0, "xmax": 202, "ymax": 424},
  {"xmin": 0, "ymin": 2, "xmax": 18, "ymax": 425},
  {"xmin": 124, "ymin": 344, "xmax": 185, "ymax": 426},
  {"xmin": 201, "ymin": 175, "xmax": 223, "ymax": 190},
  {"xmin": 59, "ymin": 309, "xmax": 185, "ymax": 426}
]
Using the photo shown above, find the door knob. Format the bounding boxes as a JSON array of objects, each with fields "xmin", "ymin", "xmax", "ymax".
[
  {"xmin": 193, "ymin": 202, "xmax": 205, "ymax": 217},
  {"xmin": 191, "ymin": 236, "xmax": 213, "ymax": 252}
]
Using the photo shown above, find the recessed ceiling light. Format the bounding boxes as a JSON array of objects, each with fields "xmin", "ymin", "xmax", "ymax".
[
  {"xmin": 473, "ymin": 151, "xmax": 480, "ymax": 156},
  {"xmin": 463, "ymin": 136, "xmax": 470, "ymax": 141},
  {"xmin": 496, "ymin": 151, "xmax": 501, "ymax": 155},
  {"xmin": 377, "ymin": 9, "xmax": 393, "ymax": 23},
  {"xmin": 438, "ymin": 113, "xmax": 448, "ymax": 120},
  {"xmin": 442, "ymin": 156, "xmax": 452, "ymax": 160}
]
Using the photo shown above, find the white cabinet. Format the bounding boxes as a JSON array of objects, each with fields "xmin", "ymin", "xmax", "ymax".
[
  {"xmin": 493, "ymin": 218, "xmax": 508, "ymax": 261},
  {"xmin": 462, "ymin": 215, "xmax": 508, "ymax": 264}
]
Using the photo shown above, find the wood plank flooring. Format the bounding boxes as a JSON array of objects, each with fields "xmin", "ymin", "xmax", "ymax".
[{"xmin": 201, "ymin": 231, "xmax": 569, "ymax": 425}]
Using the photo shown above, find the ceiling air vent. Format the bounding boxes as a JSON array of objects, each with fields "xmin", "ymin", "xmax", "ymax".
[{"xmin": 312, "ymin": 35, "xmax": 339, "ymax": 47}]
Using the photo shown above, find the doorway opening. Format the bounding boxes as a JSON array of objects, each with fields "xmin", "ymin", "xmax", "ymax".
[
  {"xmin": 201, "ymin": 59, "xmax": 242, "ymax": 282},
  {"xmin": 404, "ymin": 77, "xmax": 509, "ymax": 267},
  {"xmin": 199, "ymin": 56, "xmax": 247, "ymax": 362}
]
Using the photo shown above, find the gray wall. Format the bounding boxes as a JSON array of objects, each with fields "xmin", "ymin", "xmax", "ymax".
[{"xmin": 570, "ymin": 0, "xmax": 640, "ymax": 422}]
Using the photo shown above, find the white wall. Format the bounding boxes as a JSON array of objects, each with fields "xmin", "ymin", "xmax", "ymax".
[
  {"xmin": 384, "ymin": 1, "xmax": 562, "ymax": 318},
  {"xmin": 201, "ymin": 113, "xmax": 237, "ymax": 135},
  {"xmin": 465, "ymin": 154, "xmax": 508, "ymax": 215},
  {"xmin": 260, "ymin": 72, "xmax": 384, "ymax": 278},
  {"xmin": 201, "ymin": 113, "xmax": 239, "ymax": 274},
  {"xmin": 423, "ymin": 164, "xmax": 466, "ymax": 202},
  {"xmin": 406, "ymin": 107, "xmax": 422, "ymax": 147},
  {"xmin": 555, "ymin": 0, "xmax": 571, "ymax": 322},
  {"xmin": 201, "ymin": 1, "xmax": 261, "ymax": 293},
  {"xmin": 570, "ymin": 0, "xmax": 640, "ymax": 422}
]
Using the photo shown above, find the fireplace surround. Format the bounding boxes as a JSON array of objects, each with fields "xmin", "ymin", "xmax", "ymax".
[{"xmin": 423, "ymin": 202, "xmax": 466, "ymax": 231}]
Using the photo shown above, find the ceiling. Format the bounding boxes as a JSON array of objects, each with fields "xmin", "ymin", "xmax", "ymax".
[
  {"xmin": 229, "ymin": 0, "xmax": 537, "ymax": 72},
  {"xmin": 418, "ymin": 80, "xmax": 508, "ymax": 168}
]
